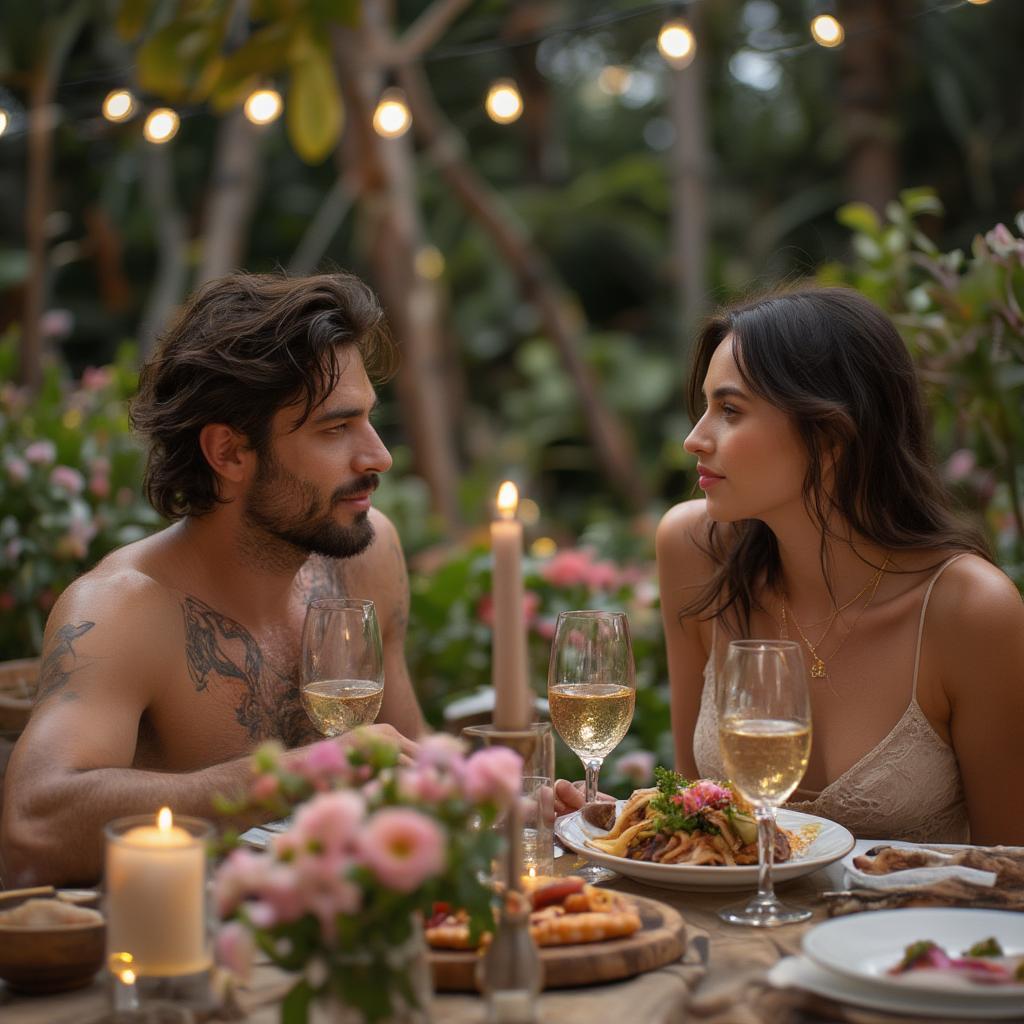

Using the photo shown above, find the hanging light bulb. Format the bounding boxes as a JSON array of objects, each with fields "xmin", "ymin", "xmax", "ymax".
[
  {"xmin": 484, "ymin": 79, "xmax": 523, "ymax": 124},
  {"xmin": 243, "ymin": 88, "xmax": 282, "ymax": 126},
  {"xmin": 657, "ymin": 18, "xmax": 697, "ymax": 69},
  {"xmin": 102, "ymin": 89, "xmax": 136, "ymax": 123},
  {"xmin": 0, "ymin": 109, "xmax": 8, "ymax": 138},
  {"xmin": 143, "ymin": 108, "xmax": 180, "ymax": 144},
  {"xmin": 372, "ymin": 88, "xmax": 411, "ymax": 139},
  {"xmin": 415, "ymin": 245, "xmax": 446, "ymax": 280},
  {"xmin": 810, "ymin": 14, "xmax": 844, "ymax": 47},
  {"xmin": 966, "ymin": 0, "xmax": 992, "ymax": 5}
]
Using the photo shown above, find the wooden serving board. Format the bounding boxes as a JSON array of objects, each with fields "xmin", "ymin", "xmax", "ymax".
[{"xmin": 429, "ymin": 894, "xmax": 686, "ymax": 992}]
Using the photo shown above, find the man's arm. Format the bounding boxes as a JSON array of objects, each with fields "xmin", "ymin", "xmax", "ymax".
[
  {"xmin": 366, "ymin": 511, "xmax": 426, "ymax": 738},
  {"xmin": 0, "ymin": 572, "xmax": 257, "ymax": 887}
]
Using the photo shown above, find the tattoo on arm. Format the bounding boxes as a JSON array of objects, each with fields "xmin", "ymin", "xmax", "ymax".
[
  {"xmin": 35, "ymin": 621, "xmax": 95, "ymax": 703},
  {"xmin": 180, "ymin": 595, "xmax": 317, "ymax": 747}
]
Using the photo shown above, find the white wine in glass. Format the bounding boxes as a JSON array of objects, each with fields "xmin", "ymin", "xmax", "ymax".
[
  {"xmin": 717, "ymin": 639, "xmax": 812, "ymax": 927},
  {"xmin": 300, "ymin": 599, "xmax": 384, "ymax": 737},
  {"xmin": 548, "ymin": 610, "xmax": 635, "ymax": 884}
]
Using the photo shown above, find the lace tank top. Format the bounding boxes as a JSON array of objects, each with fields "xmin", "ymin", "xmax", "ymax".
[{"xmin": 692, "ymin": 556, "xmax": 970, "ymax": 843}]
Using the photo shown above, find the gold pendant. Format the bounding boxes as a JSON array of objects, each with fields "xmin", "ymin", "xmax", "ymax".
[{"xmin": 811, "ymin": 658, "xmax": 827, "ymax": 678}]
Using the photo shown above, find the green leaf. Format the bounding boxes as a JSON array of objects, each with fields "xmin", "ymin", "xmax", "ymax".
[
  {"xmin": 286, "ymin": 42, "xmax": 343, "ymax": 164},
  {"xmin": 281, "ymin": 979, "xmax": 313, "ymax": 1024},
  {"xmin": 837, "ymin": 202, "xmax": 881, "ymax": 237},
  {"xmin": 900, "ymin": 187, "xmax": 943, "ymax": 219},
  {"xmin": 137, "ymin": 22, "xmax": 207, "ymax": 100},
  {"xmin": 310, "ymin": 0, "xmax": 362, "ymax": 24}
]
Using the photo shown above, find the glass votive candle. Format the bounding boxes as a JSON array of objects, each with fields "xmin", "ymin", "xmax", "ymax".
[
  {"xmin": 463, "ymin": 722, "xmax": 556, "ymax": 883},
  {"xmin": 104, "ymin": 809, "xmax": 213, "ymax": 1004}
]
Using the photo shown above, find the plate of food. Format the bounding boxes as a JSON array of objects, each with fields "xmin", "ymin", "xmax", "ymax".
[
  {"xmin": 424, "ymin": 875, "xmax": 686, "ymax": 990},
  {"xmin": 553, "ymin": 769, "xmax": 854, "ymax": 891},
  {"xmin": 803, "ymin": 908, "xmax": 1024, "ymax": 998}
]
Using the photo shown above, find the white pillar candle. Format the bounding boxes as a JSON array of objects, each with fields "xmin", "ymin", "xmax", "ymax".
[
  {"xmin": 105, "ymin": 808, "xmax": 211, "ymax": 977},
  {"xmin": 491, "ymin": 481, "xmax": 531, "ymax": 731}
]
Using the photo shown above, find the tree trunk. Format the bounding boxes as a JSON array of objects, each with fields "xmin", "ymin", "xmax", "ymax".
[
  {"xmin": 399, "ymin": 63, "xmax": 650, "ymax": 512},
  {"xmin": 19, "ymin": 1, "xmax": 89, "ymax": 389},
  {"xmin": 138, "ymin": 145, "xmax": 188, "ymax": 356},
  {"xmin": 838, "ymin": 0, "xmax": 906, "ymax": 215},
  {"xmin": 333, "ymin": 20, "xmax": 463, "ymax": 533},
  {"xmin": 196, "ymin": 108, "xmax": 264, "ymax": 285},
  {"xmin": 668, "ymin": 4, "xmax": 710, "ymax": 353}
]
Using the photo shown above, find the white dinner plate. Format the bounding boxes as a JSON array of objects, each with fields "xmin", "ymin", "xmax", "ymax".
[
  {"xmin": 803, "ymin": 908, "xmax": 1024, "ymax": 998},
  {"xmin": 770, "ymin": 955, "xmax": 1024, "ymax": 1020},
  {"xmin": 553, "ymin": 803, "xmax": 854, "ymax": 891}
]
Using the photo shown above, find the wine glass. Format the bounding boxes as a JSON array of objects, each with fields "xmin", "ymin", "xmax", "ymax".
[
  {"xmin": 300, "ymin": 598, "xmax": 384, "ymax": 736},
  {"xmin": 547, "ymin": 610, "xmax": 636, "ymax": 884},
  {"xmin": 716, "ymin": 639, "xmax": 812, "ymax": 927}
]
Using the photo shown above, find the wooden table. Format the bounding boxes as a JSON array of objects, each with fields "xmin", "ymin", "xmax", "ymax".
[{"xmin": 0, "ymin": 851, "xmax": 853, "ymax": 1024}]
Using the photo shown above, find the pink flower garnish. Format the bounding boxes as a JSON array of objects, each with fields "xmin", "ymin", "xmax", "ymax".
[{"xmin": 463, "ymin": 746, "xmax": 523, "ymax": 806}]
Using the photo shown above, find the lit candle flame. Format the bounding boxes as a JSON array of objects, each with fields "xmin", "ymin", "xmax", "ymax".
[
  {"xmin": 121, "ymin": 967, "xmax": 137, "ymax": 985},
  {"xmin": 157, "ymin": 806, "xmax": 173, "ymax": 831},
  {"xmin": 496, "ymin": 481, "xmax": 519, "ymax": 519}
]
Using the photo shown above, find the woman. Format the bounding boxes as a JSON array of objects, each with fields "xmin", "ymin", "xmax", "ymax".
[{"xmin": 650, "ymin": 285, "xmax": 1024, "ymax": 844}]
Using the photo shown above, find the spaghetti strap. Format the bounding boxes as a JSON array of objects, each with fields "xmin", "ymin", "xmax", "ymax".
[{"xmin": 910, "ymin": 553, "xmax": 970, "ymax": 699}]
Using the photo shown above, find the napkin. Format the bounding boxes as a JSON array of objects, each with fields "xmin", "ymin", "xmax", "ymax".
[{"xmin": 842, "ymin": 842, "xmax": 998, "ymax": 890}]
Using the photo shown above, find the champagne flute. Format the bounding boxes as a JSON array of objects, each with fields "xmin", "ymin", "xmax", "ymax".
[
  {"xmin": 547, "ymin": 610, "xmax": 635, "ymax": 884},
  {"xmin": 300, "ymin": 598, "xmax": 384, "ymax": 736},
  {"xmin": 716, "ymin": 639, "xmax": 812, "ymax": 927}
]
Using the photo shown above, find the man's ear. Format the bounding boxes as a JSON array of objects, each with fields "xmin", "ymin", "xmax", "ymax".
[{"xmin": 198, "ymin": 423, "xmax": 254, "ymax": 485}]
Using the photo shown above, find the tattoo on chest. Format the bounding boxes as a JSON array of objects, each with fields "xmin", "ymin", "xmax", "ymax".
[
  {"xmin": 181, "ymin": 596, "xmax": 316, "ymax": 747},
  {"xmin": 35, "ymin": 621, "xmax": 95, "ymax": 704}
]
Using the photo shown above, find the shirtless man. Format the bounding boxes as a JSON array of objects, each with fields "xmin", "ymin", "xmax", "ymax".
[{"xmin": 0, "ymin": 272, "xmax": 425, "ymax": 887}]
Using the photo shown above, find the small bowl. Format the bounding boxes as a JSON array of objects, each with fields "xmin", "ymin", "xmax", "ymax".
[{"xmin": 0, "ymin": 911, "xmax": 106, "ymax": 994}]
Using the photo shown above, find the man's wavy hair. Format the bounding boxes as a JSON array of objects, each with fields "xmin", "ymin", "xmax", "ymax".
[
  {"xmin": 130, "ymin": 272, "xmax": 397, "ymax": 521},
  {"xmin": 679, "ymin": 284, "xmax": 990, "ymax": 633}
]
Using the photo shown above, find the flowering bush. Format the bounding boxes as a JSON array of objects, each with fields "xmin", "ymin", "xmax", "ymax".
[
  {"xmin": 407, "ymin": 538, "xmax": 670, "ymax": 793},
  {"xmin": 214, "ymin": 732, "xmax": 521, "ymax": 1023},
  {"xmin": 0, "ymin": 335, "xmax": 161, "ymax": 656},
  {"xmin": 821, "ymin": 192, "xmax": 1024, "ymax": 587}
]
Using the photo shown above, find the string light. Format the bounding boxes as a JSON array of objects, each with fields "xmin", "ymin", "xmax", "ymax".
[
  {"xmin": 657, "ymin": 18, "xmax": 697, "ymax": 69},
  {"xmin": 243, "ymin": 88, "xmax": 283, "ymax": 125},
  {"xmin": 0, "ymin": 110, "xmax": 8, "ymax": 138},
  {"xmin": 966, "ymin": 0, "xmax": 992, "ymax": 5},
  {"xmin": 143, "ymin": 108, "xmax": 180, "ymax": 144},
  {"xmin": 415, "ymin": 245, "xmax": 446, "ymax": 279},
  {"xmin": 102, "ymin": 89, "xmax": 136, "ymax": 123},
  {"xmin": 484, "ymin": 79, "xmax": 523, "ymax": 125},
  {"xmin": 810, "ymin": 14, "xmax": 845, "ymax": 48},
  {"xmin": 373, "ymin": 88, "xmax": 412, "ymax": 138}
]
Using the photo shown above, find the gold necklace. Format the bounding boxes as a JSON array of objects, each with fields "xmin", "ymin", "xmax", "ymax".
[{"xmin": 780, "ymin": 557, "xmax": 890, "ymax": 679}]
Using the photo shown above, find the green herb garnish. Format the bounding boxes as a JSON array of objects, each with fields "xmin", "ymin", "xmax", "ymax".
[{"xmin": 964, "ymin": 937, "xmax": 1004, "ymax": 958}]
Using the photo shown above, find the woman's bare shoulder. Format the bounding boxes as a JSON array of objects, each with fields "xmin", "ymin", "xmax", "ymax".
[{"xmin": 656, "ymin": 499, "xmax": 712, "ymax": 555}]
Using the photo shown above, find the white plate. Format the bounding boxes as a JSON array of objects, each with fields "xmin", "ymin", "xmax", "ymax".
[
  {"xmin": 803, "ymin": 908, "xmax": 1024, "ymax": 998},
  {"xmin": 553, "ymin": 804, "xmax": 854, "ymax": 891},
  {"xmin": 770, "ymin": 955, "xmax": 1024, "ymax": 1020}
]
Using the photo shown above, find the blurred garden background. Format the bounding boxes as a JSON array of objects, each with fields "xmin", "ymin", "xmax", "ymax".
[{"xmin": 1, "ymin": 0, "xmax": 1022, "ymax": 789}]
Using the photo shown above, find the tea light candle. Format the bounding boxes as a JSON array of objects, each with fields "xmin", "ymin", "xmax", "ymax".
[
  {"xmin": 491, "ymin": 481, "xmax": 531, "ymax": 731},
  {"xmin": 105, "ymin": 808, "xmax": 211, "ymax": 977}
]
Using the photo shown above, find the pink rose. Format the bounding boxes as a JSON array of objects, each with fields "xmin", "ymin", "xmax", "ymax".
[
  {"xmin": 50, "ymin": 465, "xmax": 85, "ymax": 495},
  {"xmin": 89, "ymin": 474, "xmax": 111, "ymax": 499},
  {"xmin": 40, "ymin": 309, "xmax": 73, "ymax": 340},
  {"xmin": 215, "ymin": 849, "xmax": 271, "ymax": 917},
  {"xmin": 81, "ymin": 366, "xmax": 112, "ymax": 391},
  {"xmin": 293, "ymin": 739, "xmax": 351, "ymax": 791},
  {"xmin": 584, "ymin": 560, "xmax": 620, "ymax": 591},
  {"xmin": 533, "ymin": 616, "xmax": 556, "ymax": 640},
  {"xmin": 358, "ymin": 808, "xmax": 446, "ymax": 893},
  {"xmin": 464, "ymin": 746, "xmax": 522, "ymax": 806},
  {"xmin": 944, "ymin": 449, "xmax": 976, "ymax": 484},
  {"xmin": 4, "ymin": 457, "xmax": 29, "ymax": 484},
  {"xmin": 540, "ymin": 548, "xmax": 594, "ymax": 588},
  {"xmin": 24, "ymin": 440, "xmax": 56, "ymax": 465},
  {"xmin": 251, "ymin": 773, "xmax": 280, "ymax": 801},
  {"xmin": 291, "ymin": 791, "xmax": 364, "ymax": 856},
  {"xmin": 614, "ymin": 750, "xmax": 656, "ymax": 787},
  {"xmin": 215, "ymin": 921, "xmax": 255, "ymax": 979}
]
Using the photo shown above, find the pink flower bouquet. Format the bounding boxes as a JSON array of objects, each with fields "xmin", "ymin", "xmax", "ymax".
[{"xmin": 214, "ymin": 732, "xmax": 521, "ymax": 1023}]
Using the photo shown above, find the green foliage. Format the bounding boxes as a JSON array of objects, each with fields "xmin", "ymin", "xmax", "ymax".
[
  {"xmin": 0, "ymin": 336, "xmax": 162, "ymax": 657},
  {"xmin": 822, "ymin": 190, "xmax": 1024, "ymax": 585}
]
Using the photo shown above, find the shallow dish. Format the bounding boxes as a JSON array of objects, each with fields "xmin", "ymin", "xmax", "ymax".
[
  {"xmin": 803, "ymin": 907, "xmax": 1024, "ymax": 998},
  {"xmin": 554, "ymin": 804, "xmax": 854, "ymax": 891},
  {"xmin": 0, "ymin": 917, "xmax": 106, "ymax": 994},
  {"xmin": 770, "ymin": 955, "xmax": 1024, "ymax": 1020}
]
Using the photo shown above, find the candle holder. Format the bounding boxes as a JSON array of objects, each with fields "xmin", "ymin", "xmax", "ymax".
[
  {"xmin": 464, "ymin": 723, "xmax": 548, "ymax": 1023},
  {"xmin": 104, "ymin": 813, "xmax": 214, "ymax": 1010}
]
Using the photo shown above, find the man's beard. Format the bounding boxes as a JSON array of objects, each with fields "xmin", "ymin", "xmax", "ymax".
[{"xmin": 243, "ymin": 451, "xmax": 378, "ymax": 561}]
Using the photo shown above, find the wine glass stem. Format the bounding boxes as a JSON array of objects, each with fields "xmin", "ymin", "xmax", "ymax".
[
  {"xmin": 754, "ymin": 803, "xmax": 777, "ymax": 904},
  {"xmin": 583, "ymin": 758, "xmax": 603, "ymax": 804}
]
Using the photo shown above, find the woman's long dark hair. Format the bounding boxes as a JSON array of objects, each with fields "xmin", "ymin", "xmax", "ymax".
[{"xmin": 680, "ymin": 284, "xmax": 991, "ymax": 631}]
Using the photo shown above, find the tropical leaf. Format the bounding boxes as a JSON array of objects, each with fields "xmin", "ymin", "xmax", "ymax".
[
  {"xmin": 286, "ymin": 41, "xmax": 343, "ymax": 163},
  {"xmin": 116, "ymin": 0, "xmax": 149, "ymax": 40}
]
